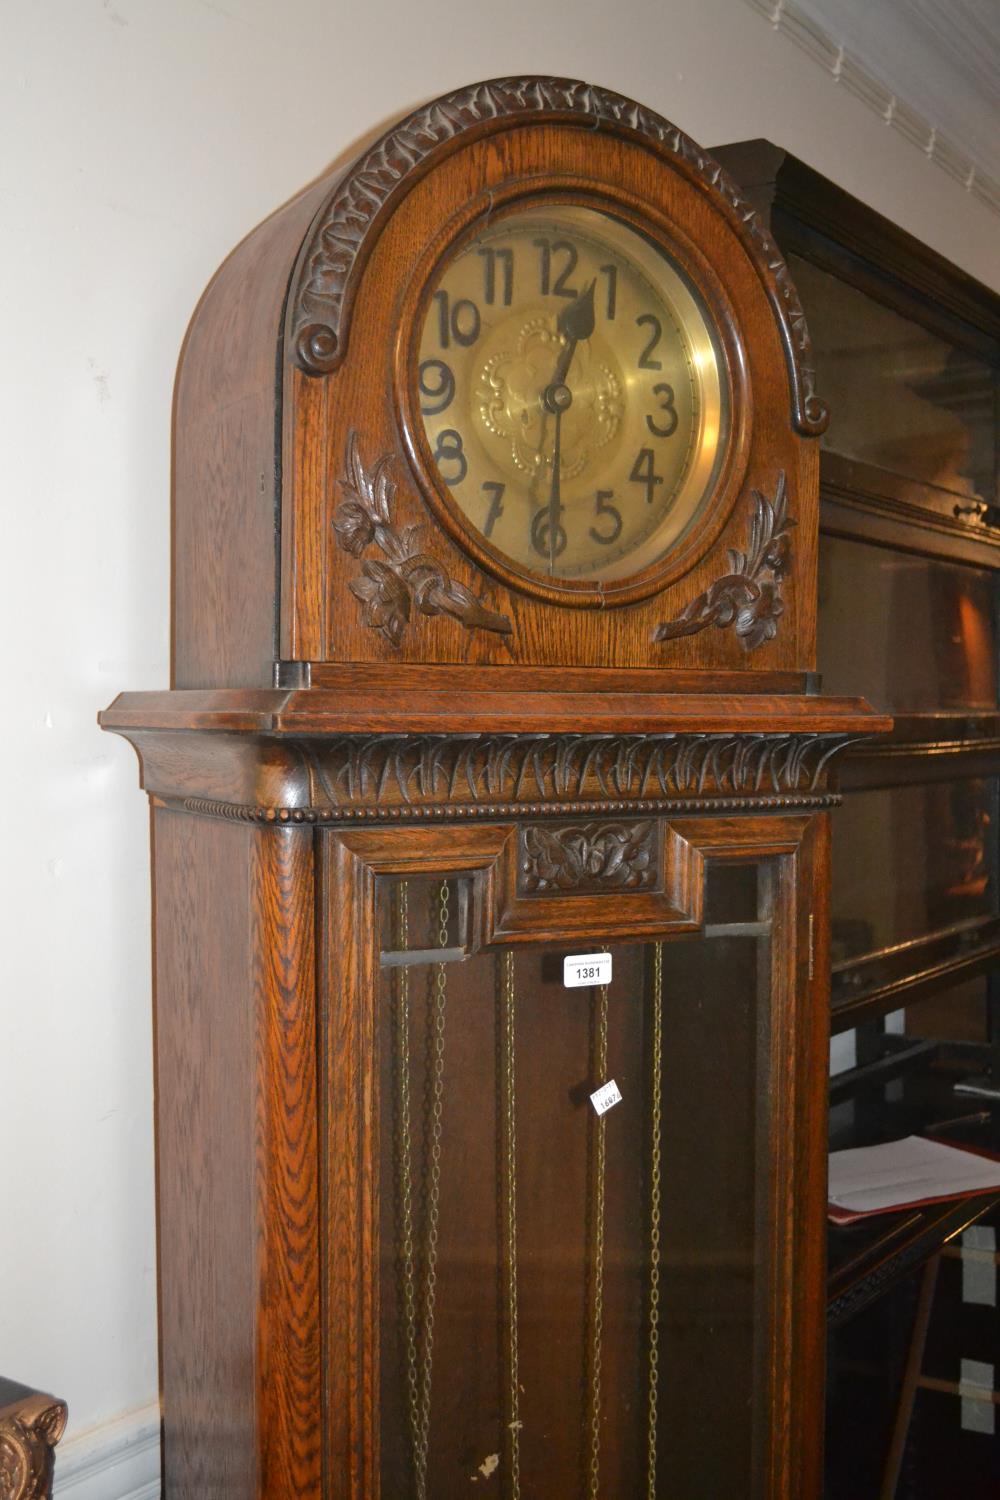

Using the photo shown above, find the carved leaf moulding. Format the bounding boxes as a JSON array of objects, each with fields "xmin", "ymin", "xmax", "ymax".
[
  {"xmin": 288, "ymin": 76, "xmax": 827, "ymax": 436},
  {"xmin": 654, "ymin": 472, "xmax": 795, "ymax": 652},
  {"xmin": 299, "ymin": 730, "xmax": 851, "ymax": 806},
  {"xmin": 520, "ymin": 821, "xmax": 658, "ymax": 894},
  {"xmin": 170, "ymin": 731, "xmax": 857, "ymax": 825},
  {"xmin": 333, "ymin": 430, "xmax": 512, "ymax": 644}
]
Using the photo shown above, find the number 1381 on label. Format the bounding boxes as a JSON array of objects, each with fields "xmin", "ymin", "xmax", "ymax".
[{"xmin": 563, "ymin": 952, "xmax": 613, "ymax": 988}]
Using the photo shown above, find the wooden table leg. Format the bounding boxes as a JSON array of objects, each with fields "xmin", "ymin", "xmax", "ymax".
[{"xmin": 880, "ymin": 1253, "xmax": 940, "ymax": 1500}]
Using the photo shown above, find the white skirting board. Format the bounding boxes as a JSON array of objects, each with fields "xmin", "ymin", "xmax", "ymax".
[{"xmin": 53, "ymin": 1402, "xmax": 161, "ymax": 1500}]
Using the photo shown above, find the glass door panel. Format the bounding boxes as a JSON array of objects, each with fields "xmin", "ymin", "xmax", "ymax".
[
  {"xmin": 831, "ymin": 778, "xmax": 998, "ymax": 962},
  {"xmin": 787, "ymin": 252, "xmax": 998, "ymax": 501},
  {"xmin": 818, "ymin": 537, "xmax": 998, "ymax": 714},
  {"xmin": 375, "ymin": 862, "xmax": 771, "ymax": 1499}
]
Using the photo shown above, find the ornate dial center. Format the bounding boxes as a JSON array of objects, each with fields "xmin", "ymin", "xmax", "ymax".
[
  {"xmin": 414, "ymin": 203, "xmax": 728, "ymax": 584},
  {"xmin": 477, "ymin": 309, "xmax": 623, "ymax": 483}
]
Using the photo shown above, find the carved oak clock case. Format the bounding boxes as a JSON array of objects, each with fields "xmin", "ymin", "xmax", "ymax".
[{"xmin": 101, "ymin": 77, "xmax": 887, "ymax": 1500}]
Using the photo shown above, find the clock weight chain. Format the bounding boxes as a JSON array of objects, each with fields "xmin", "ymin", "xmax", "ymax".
[
  {"xmin": 583, "ymin": 948, "xmax": 664, "ymax": 1500},
  {"xmin": 391, "ymin": 883, "xmax": 421, "ymax": 1492},
  {"xmin": 585, "ymin": 979, "xmax": 610, "ymax": 1500},
  {"xmin": 497, "ymin": 950, "xmax": 522, "ymax": 1500},
  {"xmin": 646, "ymin": 943, "xmax": 664, "ymax": 1500},
  {"xmin": 391, "ymin": 881, "xmax": 450, "ymax": 1500}
]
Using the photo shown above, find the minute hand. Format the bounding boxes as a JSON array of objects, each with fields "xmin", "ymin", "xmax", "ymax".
[{"xmin": 543, "ymin": 281, "xmax": 596, "ymax": 573}]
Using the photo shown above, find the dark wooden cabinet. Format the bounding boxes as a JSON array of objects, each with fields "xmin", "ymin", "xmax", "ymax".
[
  {"xmin": 102, "ymin": 80, "xmax": 885, "ymax": 1499},
  {"xmin": 715, "ymin": 137, "xmax": 1000, "ymax": 1497}
]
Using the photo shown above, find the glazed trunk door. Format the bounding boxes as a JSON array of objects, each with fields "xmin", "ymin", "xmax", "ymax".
[{"xmin": 318, "ymin": 819, "xmax": 826, "ymax": 1500}]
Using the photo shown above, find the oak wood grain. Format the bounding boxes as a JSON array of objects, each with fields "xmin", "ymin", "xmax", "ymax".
[
  {"xmin": 313, "ymin": 815, "xmax": 830, "ymax": 1499},
  {"xmin": 170, "ymin": 80, "xmax": 832, "ymax": 686},
  {"xmin": 103, "ymin": 76, "xmax": 899, "ymax": 1500},
  {"xmin": 153, "ymin": 809, "xmax": 320, "ymax": 1498},
  {"xmin": 173, "ymin": 176, "xmax": 332, "ymax": 689},
  {"xmin": 102, "ymin": 686, "xmax": 890, "ymax": 738}
]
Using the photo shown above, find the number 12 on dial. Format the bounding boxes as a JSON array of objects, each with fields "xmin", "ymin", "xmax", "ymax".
[{"xmin": 414, "ymin": 201, "xmax": 726, "ymax": 584}]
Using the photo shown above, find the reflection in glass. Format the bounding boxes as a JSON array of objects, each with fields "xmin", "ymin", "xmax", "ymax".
[
  {"xmin": 818, "ymin": 537, "xmax": 998, "ymax": 713},
  {"xmin": 376, "ymin": 866, "xmax": 769, "ymax": 1499},
  {"xmin": 831, "ymin": 780, "xmax": 997, "ymax": 962},
  {"xmin": 790, "ymin": 253, "xmax": 998, "ymax": 500}
]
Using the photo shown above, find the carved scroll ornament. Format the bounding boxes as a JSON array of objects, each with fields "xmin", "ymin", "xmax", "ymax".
[
  {"xmin": 333, "ymin": 431, "xmax": 512, "ymax": 646},
  {"xmin": 288, "ymin": 77, "xmax": 827, "ymax": 436},
  {"xmin": 654, "ymin": 473, "xmax": 794, "ymax": 652},
  {"xmin": 0, "ymin": 1393, "xmax": 67, "ymax": 1500}
]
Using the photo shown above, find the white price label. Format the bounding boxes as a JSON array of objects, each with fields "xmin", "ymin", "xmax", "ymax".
[
  {"xmin": 590, "ymin": 1079, "xmax": 623, "ymax": 1116},
  {"xmin": 563, "ymin": 952, "xmax": 612, "ymax": 988}
]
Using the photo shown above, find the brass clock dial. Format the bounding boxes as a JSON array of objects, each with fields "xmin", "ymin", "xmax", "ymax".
[{"xmin": 414, "ymin": 203, "xmax": 728, "ymax": 584}]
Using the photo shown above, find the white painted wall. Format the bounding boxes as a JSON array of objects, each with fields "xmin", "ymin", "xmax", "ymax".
[{"xmin": 2, "ymin": 0, "xmax": 998, "ymax": 1479}]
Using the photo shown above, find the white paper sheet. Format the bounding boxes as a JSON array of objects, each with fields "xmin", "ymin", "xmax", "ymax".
[{"xmin": 828, "ymin": 1135, "xmax": 1000, "ymax": 1217}]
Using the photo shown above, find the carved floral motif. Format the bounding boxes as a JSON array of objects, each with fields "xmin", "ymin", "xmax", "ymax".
[
  {"xmin": 333, "ymin": 431, "xmax": 511, "ymax": 645},
  {"xmin": 653, "ymin": 473, "xmax": 795, "ymax": 652},
  {"xmin": 520, "ymin": 822, "xmax": 656, "ymax": 893},
  {"xmin": 289, "ymin": 77, "xmax": 826, "ymax": 435}
]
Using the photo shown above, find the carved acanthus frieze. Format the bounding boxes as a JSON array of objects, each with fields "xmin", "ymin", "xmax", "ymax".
[
  {"xmin": 298, "ymin": 730, "xmax": 848, "ymax": 811},
  {"xmin": 288, "ymin": 77, "xmax": 826, "ymax": 435},
  {"xmin": 654, "ymin": 474, "xmax": 794, "ymax": 652},
  {"xmin": 169, "ymin": 731, "xmax": 852, "ymax": 825},
  {"xmin": 519, "ymin": 821, "xmax": 657, "ymax": 894},
  {"xmin": 333, "ymin": 431, "xmax": 512, "ymax": 645}
]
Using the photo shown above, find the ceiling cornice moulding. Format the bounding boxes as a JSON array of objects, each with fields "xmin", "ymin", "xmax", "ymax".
[{"xmin": 742, "ymin": 0, "xmax": 1000, "ymax": 220}]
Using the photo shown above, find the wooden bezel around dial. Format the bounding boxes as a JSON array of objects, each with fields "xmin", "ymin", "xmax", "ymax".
[{"xmin": 396, "ymin": 179, "xmax": 748, "ymax": 608}]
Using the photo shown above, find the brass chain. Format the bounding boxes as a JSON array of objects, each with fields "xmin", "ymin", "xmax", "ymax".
[
  {"xmin": 646, "ymin": 943, "xmax": 664, "ymax": 1500},
  {"xmin": 500, "ymin": 950, "xmax": 523, "ymax": 1500},
  {"xmin": 586, "ymin": 980, "xmax": 610, "ymax": 1500},
  {"xmin": 412, "ymin": 880, "xmax": 449, "ymax": 1493},
  {"xmin": 393, "ymin": 880, "xmax": 449, "ymax": 1500},
  {"xmin": 392, "ymin": 883, "xmax": 423, "ymax": 1496}
]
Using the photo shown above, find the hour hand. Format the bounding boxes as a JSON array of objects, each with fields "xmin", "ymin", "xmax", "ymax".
[
  {"xmin": 551, "ymin": 279, "xmax": 596, "ymax": 387},
  {"xmin": 558, "ymin": 278, "xmax": 596, "ymax": 344}
]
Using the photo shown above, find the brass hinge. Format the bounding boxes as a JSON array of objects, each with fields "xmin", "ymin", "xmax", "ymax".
[{"xmin": 808, "ymin": 913, "xmax": 815, "ymax": 981}]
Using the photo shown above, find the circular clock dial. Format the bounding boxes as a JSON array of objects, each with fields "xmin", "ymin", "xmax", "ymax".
[{"xmin": 414, "ymin": 203, "xmax": 727, "ymax": 583}]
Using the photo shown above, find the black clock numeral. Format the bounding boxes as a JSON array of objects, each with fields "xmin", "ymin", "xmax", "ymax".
[
  {"xmin": 629, "ymin": 447, "xmax": 663, "ymax": 504},
  {"xmin": 433, "ymin": 291, "xmax": 449, "ymax": 347},
  {"xmin": 589, "ymin": 489, "xmax": 623, "ymax": 545},
  {"xmin": 533, "ymin": 239, "xmax": 551, "ymax": 296},
  {"xmin": 433, "ymin": 291, "xmax": 482, "ymax": 349},
  {"xmin": 477, "ymin": 246, "xmax": 513, "ymax": 306},
  {"xmin": 418, "ymin": 359, "xmax": 455, "ymax": 416},
  {"xmin": 432, "ymin": 428, "xmax": 468, "ymax": 484},
  {"xmin": 551, "ymin": 240, "xmax": 579, "ymax": 298},
  {"xmin": 636, "ymin": 313, "xmax": 664, "ymax": 370},
  {"xmin": 481, "ymin": 481, "xmax": 505, "ymax": 537},
  {"xmin": 646, "ymin": 382, "xmax": 679, "ymax": 438},
  {"xmin": 530, "ymin": 505, "xmax": 567, "ymax": 559},
  {"xmin": 599, "ymin": 263, "xmax": 618, "ymax": 320},
  {"xmin": 533, "ymin": 238, "xmax": 579, "ymax": 299}
]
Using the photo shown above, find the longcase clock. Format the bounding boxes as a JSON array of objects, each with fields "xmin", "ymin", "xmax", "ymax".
[{"xmin": 101, "ymin": 77, "xmax": 889, "ymax": 1500}]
